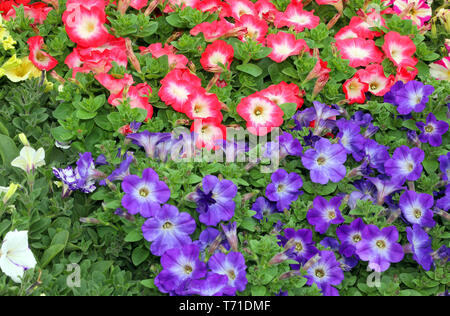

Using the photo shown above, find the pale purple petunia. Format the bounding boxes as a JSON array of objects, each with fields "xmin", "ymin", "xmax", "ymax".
[
  {"xmin": 208, "ymin": 251, "xmax": 247, "ymax": 292},
  {"xmin": 384, "ymin": 145, "xmax": 424, "ymax": 183},
  {"xmin": 127, "ymin": 131, "xmax": 172, "ymax": 158},
  {"xmin": 301, "ymin": 138, "xmax": 347, "ymax": 185},
  {"xmin": 142, "ymin": 204, "xmax": 196, "ymax": 256},
  {"xmin": 336, "ymin": 119, "xmax": 365, "ymax": 161},
  {"xmin": 265, "ymin": 169, "xmax": 303, "ymax": 212},
  {"xmin": 406, "ymin": 224, "xmax": 434, "ymax": 271},
  {"xmin": 305, "ymin": 250, "xmax": 344, "ymax": 296},
  {"xmin": 355, "ymin": 225, "xmax": 404, "ymax": 272},
  {"xmin": 121, "ymin": 168, "xmax": 170, "ymax": 218},
  {"xmin": 394, "ymin": 80, "xmax": 434, "ymax": 115},
  {"xmin": 399, "ymin": 190, "xmax": 435, "ymax": 228},
  {"xmin": 416, "ymin": 113, "xmax": 449, "ymax": 147},
  {"xmin": 367, "ymin": 176, "xmax": 406, "ymax": 205},
  {"xmin": 307, "ymin": 196, "xmax": 345, "ymax": 234},
  {"xmin": 187, "ymin": 273, "xmax": 236, "ymax": 296}
]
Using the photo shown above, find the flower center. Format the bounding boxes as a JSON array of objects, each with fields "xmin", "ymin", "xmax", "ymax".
[
  {"xmin": 194, "ymin": 104, "xmax": 201, "ymax": 113},
  {"xmin": 407, "ymin": 163, "xmax": 414, "ymax": 172},
  {"xmin": 352, "ymin": 234, "xmax": 362, "ymax": 243},
  {"xmin": 86, "ymin": 21, "xmax": 96, "ymax": 34},
  {"xmin": 227, "ymin": 270, "xmax": 236, "ymax": 280},
  {"xmin": 139, "ymin": 187, "xmax": 149, "ymax": 197},
  {"xmin": 184, "ymin": 265, "xmax": 193, "ymax": 274},
  {"xmin": 277, "ymin": 184, "xmax": 285, "ymax": 192},
  {"xmin": 317, "ymin": 156, "xmax": 326, "ymax": 165},
  {"xmin": 254, "ymin": 106, "xmax": 263, "ymax": 116},
  {"xmin": 424, "ymin": 125, "xmax": 434, "ymax": 133},
  {"xmin": 315, "ymin": 268, "xmax": 325, "ymax": 279},
  {"xmin": 36, "ymin": 51, "xmax": 48, "ymax": 63},
  {"xmin": 327, "ymin": 210, "xmax": 336, "ymax": 220},
  {"xmin": 369, "ymin": 83, "xmax": 378, "ymax": 90},
  {"xmin": 295, "ymin": 242, "xmax": 303, "ymax": 252},
  {"xmin": 376, "ymin": 240, "xmax": 386, "ymax": 249},
  {"xmin": 413, "ymin": 208, "xmax": 422, "ymax": 219},
  {"xmin": 162, "ymin": 221, "xmax": 173, "ymax": 229}
]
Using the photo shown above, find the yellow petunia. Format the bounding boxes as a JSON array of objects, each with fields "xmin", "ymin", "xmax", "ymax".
[{"xmin": 0, "ymin": 55, "xmax": 41, "ymax": 82}]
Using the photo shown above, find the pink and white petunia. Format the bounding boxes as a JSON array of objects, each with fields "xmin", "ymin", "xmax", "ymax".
[
  {"xmin": 236, "ymin": 94, "xmax": 284, "ymax": 136},
  {"xmin": 62, "ymin": 4, "xmax": 110, "ymax": 48},
  {"xmin": 111, "ymin": 83, "xmax": 154, "ymax": 121},
  {"xmin": 130, "ymin": 0, "xmax": 149, "ymax": 10},
  {"xmin": 274, "ymin": 2, "xmax": 320, "ymax": 32},
  {"xmin": 191, "ymin": 117, "xmax": 227, "ymax": 150},
  {"xmin": 266, "ymin": 32, "xmax": 308, "ymax": 63},
  {"xmin": 235, "ymin": 14, "xmax": 268, "ymax": 44},
  {"xmin": 382, "ymin": 31, "xmax": 417, "ymax": 68},
  {"xmin": 334, "ymin": 26, "xmax": 359, "ymax": 41},
  {"xmin": 258, "ymin": 81, "xmax": 304, "ymax": 110},
  {"xmin": 200, "ymin": 40, "xmax": 234, "ymax": 72},
  {"xmin": 255, "ymin": 0, "xmax": 279, "ymax": 22},
  {"xmin": 139, "ymin": 43, "xmax": 188, "ymax": 69},
  {"xmin": 335, "ymin": 38, "xmax": 383, "ymax": 68},
  {"xmin": 393, "ymin": 0, "xmax": 431, "ymax": 27},
  {"xmin": 342, "ymin": 74, "xmax": 369, "ymax": 104},
  {"xmin": 356, "ymin": 64, "xmax": 395, "ymax": 96},
  {"xmin": 429, "ymin": 57, "xmax": 450, "ymax": 81},
  {"xmin": 225, "ymin": 0, "xmax": 257, "ymax": 20},
  {"xmin": 182, "ymin": 88, "xmax": 224, "ymax": 121},
  {"xmin": 27, "ymin": 36, "xmax": 58, "ymax": 71},
  {"xmin": 95, "ymin": 73, "xmax": 134, "ymax": 104},
  {"xmin": 395, "ymin": 65, "xmax": 418, "ymax": 83}
]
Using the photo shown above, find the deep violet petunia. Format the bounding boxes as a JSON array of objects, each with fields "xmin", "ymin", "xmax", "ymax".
[
  {"xmin": 142, "ymin": 204, "xmax": 196, "ymax": 256},
  {"xmin": 265, "ymin": 169, "xmax": 303, "ymax": 212},
  {"xmin": 406, "ymin": 224, "xmax": 434, "ymax": 271},
  {"xmin": 336, "ymin": 119, "xmax": 365, "ymax": 161},
  {"xmin": 416, "ymin": 113, "xmax": 449, "ymax": 147},
  {"xmin": 126, "ymin": 131, "xmax": 172, "ymax": 158},
  {"xmin": 277, "ymin": 228, "xmax": 318, "ymax": 265},
  {"xmin": 355, "ymin": 225, "xmax": 404, "ymax": 272},
  {"xmin": 336, "ymin": 218, "xmax": 366, "ymax": 258},
  {"xmin": 301, "ymin": 138, "xmax": 347, "ymax": 185},
  {"xmin": 307, "ymin": 195, "xmax": 345, "ymax": 234},
  {"xmin": 190, "ymin": 175, "xmax": 237, "ymax": 226},
  {"xmin": 251, "ymin": 196, "xmax": 278, "ymax": 220},
  {"xmin": 361, "ymin": 138, "xmax": 390, "ymax": 172},
  {"xmin": 347, "ymin": 179, "xmax": 376, "ymax": 210},
  {"xmin": 121, "ymin": 168, "xmax": 170, "ymax": 218},
  {"xmin": 438, "ymin": 152, "xmax": 450, "ymax": 181},
  {"xmin": 99, "ymin": 153, "xmax": 134, "ymax": 186},
  {"xmin": 384, "ymin": 145, "xmax": 424, "ymax": 183},
  {"xmin": 399, "ymin": 190, "xmax": 435, "ymax": 228}
]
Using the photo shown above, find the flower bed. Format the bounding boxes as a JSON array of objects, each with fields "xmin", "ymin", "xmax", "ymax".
[{"xmin": 0, "ymin": 0, "xmax": 448, "ymax": 296}]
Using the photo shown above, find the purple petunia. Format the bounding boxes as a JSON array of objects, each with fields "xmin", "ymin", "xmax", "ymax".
[
  {"xmin": 208, "ymin": 251, "xmax": 247, "ymax": 292},
  {"xmin": 361, "ymin": 139, "xmax": 390, "ymax": 173},
  {"xmin": 194, "ymin": 228, "xmax": 230, "ymax": 259},
  {"xmin": 348, "ymin": 179, "xmax": 376, "ymax": 209},
  {"xmin": 437, "ymin": 185, "xmax": 449, "ymax": 212},
  {"xmin": 278, "ymin": 228, "xmax": 318, "ymax": 265},
  {"xmin": 121, "ymin": 168, "xmax": 170, "ymax": 218},
  {"xmin": 127, "ymin": 131, "xmax": 172, "ymax": 158},
  {"xmin": 251, "ymin": 197, "xmax": 278, "ymax": 220},
  {"xmin": 99, "ymin": 153, "xmax": 134, "ymax": 186},
  {"xmin": 392, "ymin": 80, "xmax": 435, "ymax": 115},
  {"xmin": 405, "ymin": 224, "xmax": 434, "ymax": 271},
  {"xmin": 301, "ymin": 138, "xmax": 347, "ymax": 185},
  {"xmin": 265, "ymin": 169, "xmax": 303, "ymax": 212},
  {"xmin": 355, "ymin": 225, "xmax": 404, "ymax": 272},
  {"xmin": 190, "ymin": 175, "xmax": 237, "ymax": 226},
  {"xmin": 384, "ymin": 145, "xmax": 424, "ymax": 183},
  {"xmin": 154, "ymin": 243, "xmax": 207, "ymax": 295},
  {"xmin": 305, "ymin": 250, "xmax": 344, "ymax": 296},
  {"xmin": 142, "ymin": 204, "xmax": 196, "ymax": 256},
  {"xmin": 336, "ymin": 119, "xmax": 365, "ymax": 161},
  {"xmin": 307, "ymin": 196, "xmax": 345, "ymax": 234},
  {"xmin": 399, "ymin": 190, "xmax": 435, "ymax": 228},
  {"xmin": 416, "ymin": 113, "xmax": 449, "ymax": 147},
  {"xmin": 336, "ymin": 218, "xmax": 366, "ymax": 258},
  {"xmin": 367, "ymin": 176, "xmax": 406, "ymax": 205},
  {"xmin": 438, "ymin": 152, "xmax": 450, "ymax": 181},
  {"xmin": 187, "ymin": 273, "xmax": 236, "ymax": 296}
]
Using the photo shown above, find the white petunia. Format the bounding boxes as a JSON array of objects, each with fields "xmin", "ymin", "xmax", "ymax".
[
  {"xmin": 0, "ymin": 230, "xmax": 37, "ymax": 283},
  {"xmin": 11, "ymin": 146, "xmax": 46, "ymax": 173}
]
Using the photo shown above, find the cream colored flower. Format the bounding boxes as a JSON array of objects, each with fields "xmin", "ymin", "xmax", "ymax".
[{"xmin": 11, "ymin": 146, "xmax": 46, "ymax": 173}]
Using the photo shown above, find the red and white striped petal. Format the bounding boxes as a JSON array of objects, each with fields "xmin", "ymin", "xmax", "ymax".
[
  {"xmin": 226, "ymin": 0, "xmax": 257, "ymax": 20},
  {"xmin": 266, "ymin": 32, "xmax": 308, "ymax": 63},
  {"xmin": 191, "ymin": 118, "xmax": 227, "ymax": 150},
  {"xmin": 27, "ymin": 36, "xmax": 58, "ymax": 71},
  {"xmin": 335, "ymin": 38, "xmax": 383, "ymax": 68},
  {"xmin": 356, "ymin": 64, "xmax": 395, "ymax": 96},
  {"xmin": 274, "ymin": 2, "xmax": 320, "ymax": 32},
  {"xmin": 200, "ymin": 40, "xmax": 234, "ymax": 72},
  {"xmin": 182, "ymin": 89, "xmax": 223, "ymax": 121},
  {"xmin": 258, "ymin": 82, "xmax": 303, "ymax": 109},
  {"xmin": 429, "ymin": 57, "xmax": 450, "ymax": 81},
  {"xmin": 382, "ymin": 31, "xmax": 417, "ymax": 68}
]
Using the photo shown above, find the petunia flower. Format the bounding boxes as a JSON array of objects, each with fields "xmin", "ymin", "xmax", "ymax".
[
  {"xmin": 416, "ymin": 113, "xmax": 449, "ymax": 147},
  {"xmin": 438, "ymin": 152, "xmax": 450, "ymax": 181},
  {"xmin": 384, "ymin": 145, "xmax": 424, "ymax": 183},
  {"xmin": 99, "ymin": 152, "xmax": 134, "ymax": 186},
  {"xmin": 27, "ymin": 36, "xmax": 58, "ymax": 71},
  {"xmin": 382, "ymin": 31, "xmax": 417, "ymax": 67},
  {"xmin": 127, "ymin": 131, "xmax": 172, "ymax": 159},
  {"xmin": 121, "ymin": 168, "xmax": 171, "ymax": 218},
  {"xmin": 190, "ymin": 175, "xmax": 237, "ymax": 226},
  {"xmin": 226, "ymin": 0, "xmax": 256, "ymax": 20},
  {"xmin": 394, "ymin": 80, "xmax": 434, "ymax": 115},
  {"xmin": 200, "ymin": 40, "xmax": 234, "ymax": 73},
  {"xmin": 336, "ymin": 217, "xmax": 366, "ymax": 258},
  {"xmin": 367, "ymin": 176, "xmax": 406, "ymax": 205},
  {"xmin": 187, "ymin": 273, "xmax": 236, "ymax": 296},
  {"xmin": 405, "ymin": 224, "xmax": 434, "ymax": 270},
  {"xmin": 342, "ymin": 74, "xmax": 369, "ymax": 104},
  {"xmin": 142, "ymin": 204, "xmax": 196, "ymax": 256},
  {"xmin": 399, "ymin": 190, "xmax": 435, "ymax": 228},
  {"xmin": 235, "ymin": 14, "xmax": 268, "ymax": 43},
  {"xmin": 274, "ymin": 2, "xmax": 320, "ymax": 32},
  {"xmin": 429, "ymin": 57, "xmax": 450, "ymax": 81},
  {"xmin": 355, "ymin": 64, "xmax": 395, "ymax": 96},
  {"xmin": 208, "ymin": 251, "xmax": 247, "ymax": 292},
  {"xmin": 190, "ymin": 19, "xmax": 235, "ymax": 41},
  {"xmin": 355, "ymin": 224, "xmax": 404, "ymax": 272},
  {"xmin": 251, "ymin": 196, "xmax": 277, "ymax": 220},
  {"xmin": 393, "ymin": 0, "xmax": 431, "ymax": 27},
  {"xmin": 154, "ymin": 243, "xmax": 207, "ymax": 295},
  {"xmin": 335, "ymin": 38, "xmax": 383, "ymax": 68},
  {"xmin": 265, "ymin": 169, "xmax": 303, "ymax": 212},
  {"xmin": 278, "ymin": 228, "xmax": 318, "ymax": 265},
  {"xmin": 257, "ymin": 81, "xmax": 304, "ymax": 110},
  {"xmin": 301, "ymin": 138, "xmax": 347, "ymax": 185},
  {"xmin": 305, "ymin": 250, "xmax": 344, "ymax": 296},
  {"xmin": 266, "ymin": 31, "xmax": 308, "ymax": 63},
  {"xmin": 0, "ymin": 230, "xmax": 37, "ymax": 283},
  {"xmin": 307, "ymin": 195, "xmax": 345, "ymax": 234},
  {"xmin": 361, "ymin": 139, "xmax": 390, "ymax": 173},
  {"xmin": 336, "ymin": 119, "xmax": 365, "ymax": 161},
  {"xmin": 181, "ymin": 88, "xmax": 223, "ymax": 121},
  {"xmin": 11, "ymin": 146, "xmax": 45, "ymax": 174},
  {"xmin": 190, "ymin": 118, "xmax": 227, "ymax": 150}
]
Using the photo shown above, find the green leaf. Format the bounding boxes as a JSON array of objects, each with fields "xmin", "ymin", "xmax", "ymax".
[
  {"xmin": 251, "ymin": 285, "xmax": 267, "ymax": 296},
  {"xmin": 279, "ymin": 102, "xmax": 298, "ymax": 120},
  {"xmin": 51, "ymin": 126, "xmax": 74, "ymax": 142},
  {"xmin": 40, "ymin": 244, "xmax": 66, "ymax": 268},
  {"xmin": 236, "ymin": 63, "xmax": 263, "ymax": 77},
  {"xmin": 423, "ymin": 159, "xmax": 438, "ymax": 174},
  {"xmin": 140, "ymin": 279, "xmax": 156, "ymax": 289},
  {"xmin": 401, "ymin": 120, "xmax": 417, "ymax": 131},
  {"xmin": 132, "ymin": 247, "xmax": 150, "ymax": 266},
  {"xmin": 124, "ymin": 230, "xmax": 143, "ymax": 242},
  {"xmin": 76, "ymin": 110, "xmax": 97, "ymax": 120},
  {"xmin": 0, "ymin": 134, "xmax": 18, "ymax": 166}
]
